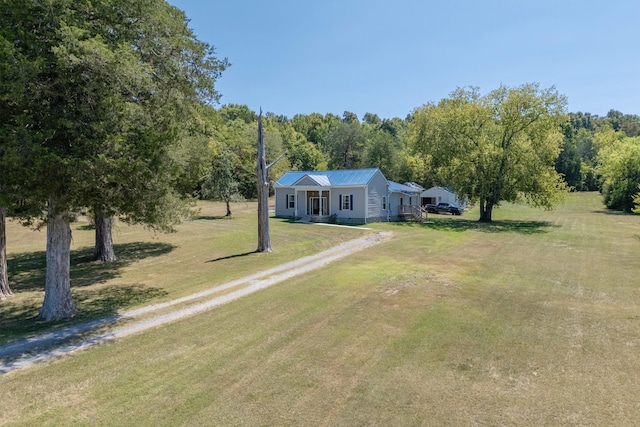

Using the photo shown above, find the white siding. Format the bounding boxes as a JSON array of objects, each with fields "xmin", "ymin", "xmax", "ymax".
[
  {"xmin": 421, "ymin": 187, "xmax": 467, "ymax": 208},
  {"xmin": 367, "ymin": 170, "xmax": 390, "ymax": 221},
  {"xmin": 332, "ymin": 187, "xmax": 366, "ymax": 223},
  {"xmin": 274, "ymin": 188, "xmax": 296, "ymax": 217}
]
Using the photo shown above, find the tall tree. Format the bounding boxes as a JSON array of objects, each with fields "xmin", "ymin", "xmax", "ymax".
[
  {"xmin": 219, "ymin": 104, "xmax": 258, "ymax": 124},
  {"xmin": 598, "ymin": 136, "xmax": 640, "ymax": 212},
  {"xmin": 633, "ymin": 184, "xmax": 640, "ymax": 214},
  {"xmin": 92, "ymin": 111, "xmax": 214, "ymax": 262},
  {"xmin": 411, "ymin": 84, "xmax": 568, "ymax": 222},
  {"xmin": 0, "ymin": 27, "xmax": 34, "ymax": 298},
  {"xmin": 342, "ymin": 111, "xmax": 359, "ymax": 125},
  {"xmin": 0, "ymin": 0, "xmax": 228, "ymax": 320},
  {"xmin": 93, "ymin": 210, "xmax": 117, "ymax": 262},
  {"xmin": 201, "ymin": 146, "xmax": 241, "ymax": 216},
  {"xmin": 325, "ymin": 121, "xmax": 366, "ymax": 170},
  {"xmin": 364, "ymin": 130, "xmax": 402, "ymax": 178},
  {"xmin": 280, "ymin": 123, "xmax": 323, "ymax": 171},
  {"xmin": 555, "ymin": 125, "xmax": 582, "ymax": 189},
  {"xmin": 290, "ymin": 113, "xmax": 326, "ymax": 145},
  {"xmin": 0, "ymin": 206, "xmax": 9, "ymax": 298},
  {"xmin": 363, "ymin": 112, "xmax": 381, "ymax": 126}
]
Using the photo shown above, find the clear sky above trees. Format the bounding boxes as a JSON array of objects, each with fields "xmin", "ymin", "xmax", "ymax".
[{"xmin": 168, "ymin": 0, "xmax": 639, "ymax": 119}]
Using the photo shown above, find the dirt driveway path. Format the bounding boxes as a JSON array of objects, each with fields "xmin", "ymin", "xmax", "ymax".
[{"xmin": 0, "ymin": 230, "xmax": 392, "ymax": 374}]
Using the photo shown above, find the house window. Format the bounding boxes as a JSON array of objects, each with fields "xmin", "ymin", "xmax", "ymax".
[
  {"xmin": 287, "ymin": 194, "xmax": 295, "ymax": 209},
  {"xmin": 342, "ymin": 195, "xmax": 350, "ymax": 210},
  {"xmin": 382, "ymin": 196, "xmax": 387, "ymax": 210},
  {"xmin": 339, "ymin": 194, "xmax": 353, "ymax": 211}
]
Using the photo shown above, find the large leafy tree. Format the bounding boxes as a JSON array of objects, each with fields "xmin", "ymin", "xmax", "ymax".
[
  {"xmin": 0, "ymin": 206, "xmax": 8, "ymax": 298},
  {"xmin": 633, "ymin": 185, "xmax": 640, "ymax": 214},
  {"xmin": 290, "ymin": 113, "xmax": 326, "ymax": 145},
  {"xmin": 325, "ymin": 115, "xmax": 367, "ymax": 170},
  {"xmin": 411, "ymin": 84, "xmax": 568, "ymax": 222},
  {"xmin": 598, "ymin": 136, "xmax": 640, "ymax": 212},
  {"xmin": 0, "ymin": 0, "xmax": 228, "ymax": 320},
  {"xmin": 555, "ymin": 124, "xmax": 583, "ymax": 190},
  {"xmin": 201, "ymin": 145, "xmax": 241, "ymax": 217},
  {"xmin": 280, "ymin": 122, "xmax": 324, "ymax": 171},
  {"xmin": 364, "ymin": 130, "xmax": 402, "ymax": 179}
]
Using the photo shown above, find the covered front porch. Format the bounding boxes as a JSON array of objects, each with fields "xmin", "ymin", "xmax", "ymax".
[{"xmin": 295, "ymin": 189, "xmax": 332, "ymax": 222}]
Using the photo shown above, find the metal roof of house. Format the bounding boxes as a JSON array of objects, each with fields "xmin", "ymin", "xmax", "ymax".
[
  {"xmin": 404, "ymin": 182, "xmax": 426, "ymax": 191},
  {"xmin": 294, "ymin": 174, "xmax": 331, "ymax": 186},
  {"xmin": 423, "ymin": 186, "xmax": 455, "ymax": 194},
  {"xmin": 274, "ymin": 168, "xmax": 382, "ymax": 187},
  {"xmin": 389, "ymin": 181, "xmax": 423, "ymax": 195}
]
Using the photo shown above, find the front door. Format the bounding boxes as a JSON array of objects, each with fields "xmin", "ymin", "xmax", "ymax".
[
  {"xmin": 305, "ymin": 190, "xmax": 329, "ymax": 216},
  {"xmin": 308, "ymin": 197, "xmax": 328, "ymax": 215}
]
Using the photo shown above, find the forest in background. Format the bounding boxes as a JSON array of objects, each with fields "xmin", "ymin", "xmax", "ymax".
[{"xmin": 201, "ymin": 105, "xmax": 640, "ymax": 213}]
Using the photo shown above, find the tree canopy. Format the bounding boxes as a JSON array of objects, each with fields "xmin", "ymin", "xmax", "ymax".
[
  {"xmin": 0, "ymin": 0, "xmax": 228, "ymax": 320},
  {"xmin": 411, "ymin": 84, "xmax": 569, "ymax": 222},
  {"xmin": 598, "ymin": 136, "xmax": 640, "ymax": 212}
]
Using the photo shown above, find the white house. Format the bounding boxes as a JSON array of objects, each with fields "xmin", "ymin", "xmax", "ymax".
[
  {"xmin": 273, "ymin": 168, "xmax": 422, "ymax": 224},
  {"xmin": 420, "ymin": 186, "xmax": 467, "ymax": 208}
]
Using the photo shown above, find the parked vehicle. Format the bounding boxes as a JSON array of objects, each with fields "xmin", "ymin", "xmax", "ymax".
[
  {"xmin": 435, "ymin": 202, "xmax": 463, "ymax": 215},
  {"xmin": 425, "ymin": 204, "xmax": 438, "ymax": 213}
]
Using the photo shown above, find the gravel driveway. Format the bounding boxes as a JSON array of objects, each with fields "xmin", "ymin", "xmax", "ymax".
[{"xmin": 0, "ymin": 230, "xmax": 392, "ymax": 374}]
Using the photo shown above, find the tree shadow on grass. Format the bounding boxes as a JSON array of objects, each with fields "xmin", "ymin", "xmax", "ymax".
[
  {"xmin": 0, "ymin": 242, "xmax": 174, "ymax": 344},
  {"xmin": 591, "ymin": 208, "xmax": 636, "ymax": 216},
  {"xmin": 197, "ymin": 215, "xmax": 233, "ymax": 221},
  {"xmin": 391, "ymin": 217, "xmax": 556, "ymax": 234},
  {"xmin": 72, "ymin": 284, "xmax": 168, "ymax": 319},
  {"xmin": 7, "ymin": 241, "xmax": 175, "ymax": 293},
  {"xmin": 206, "ymin": 251, "xmax": 257, "ymax": 263},
  {"xmin": 0, "ymin": 284, "xmax": 168, "ymax": 345}
]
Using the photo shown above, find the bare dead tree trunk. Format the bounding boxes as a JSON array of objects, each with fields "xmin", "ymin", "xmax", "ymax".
[
  {"xmin": 0, "ymin": 206, "xmax": 12, "ymax": 298},
  {"xmin": 94, "ymin": 208, "xmax": 117, "ymax": 262},
  {"xmin": 257, "ymin": 110, "xmax": 272, "ymax": 253},
  {"xmin": 39, "ymin": 199, "xmax": 77, "ymax": 321}
]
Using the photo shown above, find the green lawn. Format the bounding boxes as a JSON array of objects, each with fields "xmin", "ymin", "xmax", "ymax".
[{"xmin": 2, "ymin": 193, "xmax": 640, "ymax": 425}]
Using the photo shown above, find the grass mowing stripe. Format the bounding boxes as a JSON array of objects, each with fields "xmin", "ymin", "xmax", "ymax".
[{"xmin": 0, "ymin": 231, "xmax": 391, "ymax": 373}]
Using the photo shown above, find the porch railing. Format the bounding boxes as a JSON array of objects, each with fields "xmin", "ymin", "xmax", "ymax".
[{"xmin": 398, "ymin": 204, "xmax": 427, "ymax": 221}]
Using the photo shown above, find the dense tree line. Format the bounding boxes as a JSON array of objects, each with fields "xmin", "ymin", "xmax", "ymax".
[
  {"xmin": 201, "ymin": 106, "xmax": 430, "ymax": 203},
  {"xmin": 203, "ymin": 101, "xmax": 640, "ymax": 216},
  {"xmin": 555, "ymin": 110, "xmax": 640, "ymax": 211}
]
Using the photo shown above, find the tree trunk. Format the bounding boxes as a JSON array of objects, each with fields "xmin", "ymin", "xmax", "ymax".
[
  {"xmin": 39, "ymin": 201, "xmax": 77, "ymax": 321},
  {"xmin": 0, "ymin": 207, "xmax": 12, "ymax": 298},
  {"xmin": 225, "ymin": 200, "xmax": 232, "ymax": 217},
  {"xmin": 257, "ymin": 110, "xmax": 272, "ymax": 253},
  {"xmin": 479, "ymin": 200, "xmax": 494, "ymax": 222},
  {"xmin": 94, "ymin": 209, "xmax": 117, "ymax": 262}
]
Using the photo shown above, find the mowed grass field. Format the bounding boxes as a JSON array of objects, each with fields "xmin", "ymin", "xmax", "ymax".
[{"xmin": 2, "ymin": 193, "xmax": 640, "ymax": 425}]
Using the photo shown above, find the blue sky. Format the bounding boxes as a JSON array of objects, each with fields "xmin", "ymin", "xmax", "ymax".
[{"xmin": 168, "ymin": 0, "xmax": 639, "ymax": 120}]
